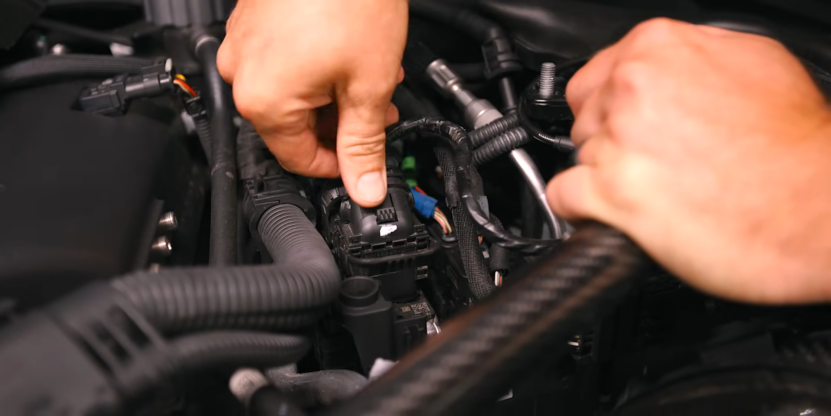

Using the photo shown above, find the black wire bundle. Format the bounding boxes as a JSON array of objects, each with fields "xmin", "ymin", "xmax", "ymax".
[{"xmin": 387, "ymin": 118, "xmax": 558, "ymax": 254}]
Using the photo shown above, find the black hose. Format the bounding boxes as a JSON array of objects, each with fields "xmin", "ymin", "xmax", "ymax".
[
  {"xmin": 388, "ymin": 118, "xmax": 557, "ymax": 254},
  {"xmin": 468, "ymin": 113, "xmax": 518, "ymax": 149},
  {"xmin": 497, "ymin": 77, "xmax": 518, "ymax": 114},
  {"xmin": 167, "ymin": 332, "xmax": 309, "ymax": 375},
  {"xmin": 0, "ymin": 54, "xmax": 154, "ymax": 92},
  {"xmin": 410, "ymin": 0, "xmax": 506, "ymax": 45},
  {"xmin": 517, "ymin": 99, "xmax": 575, "ymax": 150},
  {"xmin": 434, "ymin": 146, "xmax": 494, "ymax": 300},
  {"xmin": 324, "ymin": 223, "xmax": 648, "ymax": 416},
  {"xmin": 194, "ymin": 115, "xmax": 213, "ymax": 164},
  {"xmin": 447, "ymin": 63, "xmax": 486, "ymax": 82},
  {"xmin": 266, "ymin": 365, "xmax": 368, "ymax": 408},
  {"xmin": 122, "ymin": 332, "xmax": 310, "ymax": 397},
  {"xmin": 487, "ymin": 214, "xmax": 511, "ymax": 273},
  {"xmin": 33, "ymin": 17, "xmax": 133, "ymax": 47},
  {"xmin": 472, "ymin": 127, "xmax": 530, "ymax": 165},
  {"xmin": 195, "ymin": 35, "xmax": 238, "ymax": 266},
  {"xmin": 112, "ymin": 204, "xmax": 341, "ymax": 334}
]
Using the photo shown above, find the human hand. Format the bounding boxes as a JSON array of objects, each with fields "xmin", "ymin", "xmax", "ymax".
[
  {"xmin": 548, "ymin": 18, "xmax": 831, "ymax": 304},
  {"xmin": 218, "ymin": 0, "xmax": 408, "ymax": 207}
]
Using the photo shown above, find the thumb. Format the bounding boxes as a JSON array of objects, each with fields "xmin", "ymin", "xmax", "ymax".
[{"xmin": 336, "ymin": 93, "xmax": 392, "ymax": 207}]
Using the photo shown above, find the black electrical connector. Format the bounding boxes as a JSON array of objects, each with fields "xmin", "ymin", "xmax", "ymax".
[{"xmin": 78, "ymin": 58, "xmax": 175, "ymax": 115}]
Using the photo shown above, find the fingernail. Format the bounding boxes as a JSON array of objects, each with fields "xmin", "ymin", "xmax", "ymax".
[{"xmin": 356, "ymin": 171, "xmax": 387, "ymax": 204}]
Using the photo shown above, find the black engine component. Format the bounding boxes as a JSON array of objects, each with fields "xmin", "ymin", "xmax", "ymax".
[
  {"xmin": 321, "ymin": 163, "xmax": 438, "ymax": 302},
  {"xmin": 2, "ymin": 1, "xmax": 831, "ymax": 416},
  {"xmin": 0, "ymin": 79, "xmax": 186, "ymax": 310},
  {"xmin": 320, "ymin": 160, "xmax": 439, "ymax": 372}
]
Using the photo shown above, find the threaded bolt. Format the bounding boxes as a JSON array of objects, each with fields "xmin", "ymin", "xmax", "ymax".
[
  {"xmin": 158, "ymin": 212, "xmax": 178, "ymax": 231},
  {"xmin": 151, "ymin": 236, "xmax": 173, "ymax": 257},
  {"xmin": 539, "ymin": 62, "xmax": 556, "ymax": 97}
]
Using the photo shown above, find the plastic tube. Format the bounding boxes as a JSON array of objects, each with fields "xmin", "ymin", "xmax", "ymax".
[
  {"xmin": 0, "ymin": 54, "xmax": 153, "ymax": 91},
  {"xmin": 194, "ymin": 33, "xmax": 238, "ymax": 266}
]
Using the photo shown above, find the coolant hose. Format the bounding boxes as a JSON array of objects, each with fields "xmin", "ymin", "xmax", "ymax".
[
  {"xmin": 0, "ymin": 54, "xmax": 154, "ymax": 92},
  {"xmin": 122, "ymin": 332, "xmax": 310, "ymax": 397},
  {"xmin": 324, "ymin": 223, "xmax": 648, "ymax": 416},
  {"xmin": 166, "ymin": 332, "xmax": 309, "ymax": 376},
  {"xmin": 112, "ymin": 203, "xmax": 341, "ymax": 333},
  {"xmin": 195, "ymin": 33, "xmax": 238, "ymax": 266},
  {"xmin": 266, "ymin": 365, "xmax": 368, "ymax": 408}
]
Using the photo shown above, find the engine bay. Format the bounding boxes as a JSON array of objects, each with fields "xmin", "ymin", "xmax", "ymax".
[{"xmin": 2, "ymin": 0, "xmax": 831, "ymax": 415}]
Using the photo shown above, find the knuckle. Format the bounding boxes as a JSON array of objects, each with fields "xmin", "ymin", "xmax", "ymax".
[
  {"xmin": 632, "ymin": 18, "xmax": 685, "ymax": 40},
  {"xmin": 341, "ymin": 134, "xmax": 386, "ymax": 159},
  {"xmin": 232, "ymin": 80, "xmax": 274, "ymax": 123},
  {"xmin": 610, "ymin": 61, "xmax": 651, "ymax": 93},
  {"xmin": 216, "ymin": 43, "xmax": 235, "ymax": 82}
]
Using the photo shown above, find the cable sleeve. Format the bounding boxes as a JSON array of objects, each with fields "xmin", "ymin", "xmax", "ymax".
[
  {"xmin": 472, "ymin": 127, "xmax": 531, "ymax": 165},
  {"xmin": 434, "ymin": 146, "xmax": 494, "ymax": 300},
  {"xmin": 112, "ymin": 204, "xmax": 341, "ymax": 334},
  {"xmin": 468, "ymin": 113, "xmax": 519, "ymax": 149}
]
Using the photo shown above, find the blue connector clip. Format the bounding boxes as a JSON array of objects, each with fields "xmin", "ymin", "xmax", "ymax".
[{"xmin": 411, "ymin": 188, "xmax": 438, "ymax": 218}]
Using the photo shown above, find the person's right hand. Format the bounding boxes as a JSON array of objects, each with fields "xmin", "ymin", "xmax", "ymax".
[
  {"xmin": 548, "ymin": 19, "xmax": 831, "ymax": 304},
  {"xmin": 218, "ymin": 0, "xmax": 408, "ymax": 207}
]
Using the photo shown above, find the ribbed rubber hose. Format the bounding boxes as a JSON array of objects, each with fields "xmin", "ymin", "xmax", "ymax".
[
  {"xmin": 196, "ymin": 35, "xmax": 238, "ymax": 266},
  {"xmin": 473, "ymin": 127, "xmax": 531, "ymax": 165},
  {"xmin": 112, "ymin": 204, "xmax": 341, "ymax": 334},
  {"xmin": 434, "ymin": 146, "xmax": 494, "ymax": 301},
  {"xmin": 469, "ymin": 113, "xmax": 519, "ymax": 149},
  {"xmin": 324, "ymin": 223, "xmax": 648, "ymax": 416},
  {"xmin": 167, "ymin": 332, "xmax": 310, "ymax": 375},
  {"xmin": 0, "ymin": 54, "xmax": 154, "ymax": 92}
]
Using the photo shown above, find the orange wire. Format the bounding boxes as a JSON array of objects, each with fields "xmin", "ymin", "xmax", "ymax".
[
  {"xmin": 414, "ymin": 186, "xmax": 427, "ymax": 195},
  {"xmin": 174, "ymin": 78, "xmax": 197, "ymax": 97}
]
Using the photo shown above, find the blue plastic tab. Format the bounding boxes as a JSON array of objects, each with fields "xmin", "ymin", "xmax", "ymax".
[{"xmin": 411, "ymin": 188, "xmax": 438, "ymax": 218}]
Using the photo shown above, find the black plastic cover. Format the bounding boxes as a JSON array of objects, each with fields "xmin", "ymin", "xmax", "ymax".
[{"xmin": 0, "ymin": 80, "xmax": 179, "ymax": 309}]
